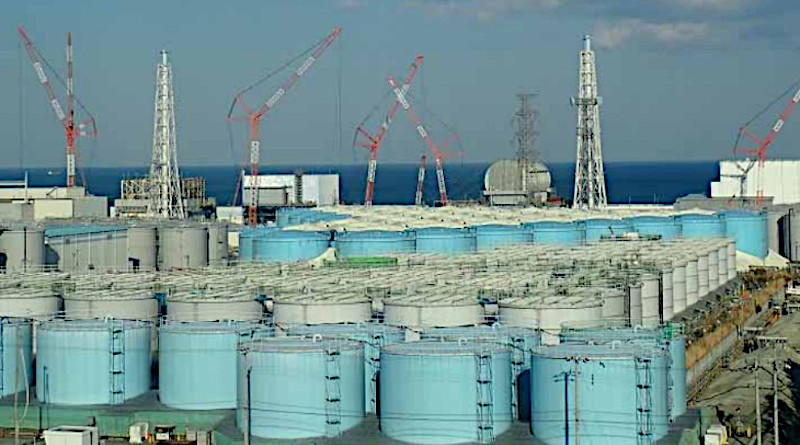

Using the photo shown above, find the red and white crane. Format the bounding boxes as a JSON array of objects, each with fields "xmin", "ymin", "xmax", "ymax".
[
  {"xmin": 388, "ymin": 74, "xmax": 449, "ymax": 206},
  {"xmin": 228, "ymin": 27, "xmax": 342, "ymax": 226},
  {"xmin": 354, "ymin": 55, "xmax": 424, "ymax": 207},
  {"xmin": 18, "ymin": 26, "xmax": 97, "ymax": 189},
  {"xmin": 735, "ymin": 83, "xmax": 800, "ymax": 205}
]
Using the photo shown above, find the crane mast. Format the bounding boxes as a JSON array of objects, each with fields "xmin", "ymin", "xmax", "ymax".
[
  {"xmin": 415, "ymin": 155, "xmax": 426, "ymax": 206},
  {"xmin": 18, "ymin": 26, "xmax": 96, "ymax": 189},
  {"xmin": 388, "ymin": 75, "xmax": 448, "ymax": 206},
  {"xmin": 355, "ymin": 55, "xmax": 424, "ymax": 207},
  {"xmin": 229, "ymin": 27, "xmax": 342, "ymax": 226}
]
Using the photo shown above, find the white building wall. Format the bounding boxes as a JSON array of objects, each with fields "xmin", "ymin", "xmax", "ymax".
[
  {"xmin": 711, "ymin": 160, "xmax": 800, "ymax": 204},
  {"xmin": 243, "ymin": 174, "xmax": 340, "ymax": 206}
]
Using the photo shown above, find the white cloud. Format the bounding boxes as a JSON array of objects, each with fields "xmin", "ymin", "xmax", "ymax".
[
  {"xmin": 594, "ymin": 19, "xmax": 713, "ymax": 49},
  {"xmin": 669, "ymin": 0, "xmax": 759, "ymax": 11},
  {"xmin": 337, "ymin": 0, "xmax": 368, "ymax": 11},
  {"xmin": 407, "ymin": 0, "xmax": 565, "ymax": 22}
]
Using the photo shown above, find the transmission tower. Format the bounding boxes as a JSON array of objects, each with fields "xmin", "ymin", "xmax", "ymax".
[
  {"xmin": 572, "ymin": 35, "xmax": 607, "ymax": 210},
  {"xmin": 514, "ymin": 93, "xmax": 539, "ymax": 162},
  {"xmin": 148, "ymin": 50, "xmax": 185, "ymax": 219}
]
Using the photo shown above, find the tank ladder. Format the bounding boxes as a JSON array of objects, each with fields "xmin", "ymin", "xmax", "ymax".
[
  {"xmin": 665, "ymin": 343, "xmax": 674, "ymax": 421},
  {"xmin": 476, "ymin": 350, "xmax": 495, "ymax": 444},
  {"xmin": 369, "ymin": 334, "xmax": 384, "ymax": 413},
  {"xmin": 324, "ymin": 346, "xmax": 343, "ymax": 437},
  {"xmin": 635, "ymin": 357, "xmax": 654, "ymax": 445},
  {"xmin": 510, "ymin": 336, "xmax": 526, "ymax": 419},
  {"xmin": 108, "ymin": 321, "xmax": 126, "ymax": 405},
  {"xmin": 0, "ymin": 319, "xmax": 5, "ymax": 395}
]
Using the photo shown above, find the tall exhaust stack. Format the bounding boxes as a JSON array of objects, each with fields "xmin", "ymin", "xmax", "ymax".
[
  {"xmin": 148, "ymin": 50, "xmax": 185, "ymax": 219},
  {"xmin": 572, "ymin": 35, "xmax": 608, "ymax": 210}
]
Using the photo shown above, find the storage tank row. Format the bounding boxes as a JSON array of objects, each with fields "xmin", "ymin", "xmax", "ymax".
[
  {"xmin": 238, "ymin": 211, "xmax": 765, "ymax": 262},
  {"xmin": 43, "ymin": 223, "xmax": 228, "ymax": 272},
  {"xmin": 275, "ymin": 207, "xmax": 350, "ymax": 228},
  {"xmin": 0, "ymin": 314, "xmax": 688, "ymax": 445}
]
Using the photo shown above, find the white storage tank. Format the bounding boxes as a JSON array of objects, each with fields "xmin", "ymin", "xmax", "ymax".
[
  {"xmin": 498, "ymin": 292, "xmax": 604, "ymax": 333},
  {"xmin": 63, "ymin": 291, "xmax": 158, "ymax": 321},
  {"xmin": 697, "ymin": 252, "xmax": 709, "ymax": 298},
  {"xmin": 717, "ymin": 244, "xmax": 728, "ymax": 286},
  {"xmin": 640, "ymin": 273, "xmax": 661, "ymax": 326},
  {"xmin": 167, "ymin": 291, "xmax": 264, "ymax": 322},
  {"xmin": 206, "ymin": 223, "xmax": 229, "ymax": 266},
  {"xmin": 707, "ymin": 248, "xmax": 719, "ymax": 291},
  {"xmin": 727, "ymin": 240, "xmax": 736, "ymax": 280},
  {"xmin": 0, "ymin": 227, "xmax": 45, "ymax": 271},
  {"xmin": 685, "ymin": 256, "xmax": 700, "ymax": 308},
  {"xmin": 0, "ymin": 290, "xmax": 61, "ymax": 319},
  {"xmin": 158, "ymin": 225, "xmax": 209, "ymax": 270},
  {"xmin": 383, "ymin": 294, "xmax": 484, "ymax": 329},
  {"xmin": 127, "ymin": 226, "xmax": 157, "ymax": 271},
  {"xmin": 272, "ymin": 293, "xmax": 372, "ymax": 327},
  {"xmin": 672, "ymin": 259, "xmax": 688, "ymax": 315}
]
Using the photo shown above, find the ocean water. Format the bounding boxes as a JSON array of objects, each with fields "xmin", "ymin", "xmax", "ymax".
[{"xmin": 0, "ymin": 161, "xmax": 719, "ymax": 207}]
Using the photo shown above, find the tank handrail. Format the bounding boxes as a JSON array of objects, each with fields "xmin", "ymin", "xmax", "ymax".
[{"xmin": 312, "ymin": 333, "xmax": 323, "ymax": 343}]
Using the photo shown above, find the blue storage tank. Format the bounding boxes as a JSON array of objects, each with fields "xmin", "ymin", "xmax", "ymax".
[
  {"xmin": 559, "ymin": 320, "xmax": 687, "ymax": 420},
  {"xmin": 421, "ymin": 325, "xmax": 540, "ymax": 421},
  {"xmin": 380, "ymin": 341, "xmax": 513, "ymax": 444},
  {"xmin": 412, "ymin": 228, "xmax": 476, "ymax": 255},
  {"xmin": 627, "ymin": 216, "xmax": 681, "ymax": 240},
  {"xmin": 282, "ymin": 323, "xmax": 405, "ymax": 414},
  {"xmin": 36, "ymin": 319, "xmax": 151, "ymax": 405},
  {"xmin": 0, "ymin": 318, "xmax": 33, "ymax": 397},
  {"xmin": 527, "ymin": 221, "xmax": 584, "ymax": 245},
  {"xmin": 473, "ymin": 225, "xmax": 532, "ymax": 251},
  {"xmin": 253, "ymin": 230, "xmax": 330, "ymax": 263},
  {"xmin": 238, "ymin": 338, "xmax": 364, "ymax": 439},
  {"xmin": 677, "ymin": 214, "xmax": 726, "ymax": 239},
  {"xmin": 531, "ymin": 343, "xmax": 670, "ymax": 445},
  {"xmin": 334, "ymin": 230, "xmax": 415, "ymax": 258},
  {"xmin": 723, "ymin": 211, "xmax": 768, "ymax": 258},
  {"xmin": 581, "ymin": 219, "xmax": 632, "ymax": 243},
  {"xmin": 238, "ymin": 229, "xmax": 255, "ymax": 262},
  {"xmin": 159, "ymin": 321, "xmax": 262, "ymax": 410}
]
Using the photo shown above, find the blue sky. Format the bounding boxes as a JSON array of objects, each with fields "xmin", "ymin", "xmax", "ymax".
[{"xmin": 2, "ymin": 0, "xmax": 800, "ymax": 168}]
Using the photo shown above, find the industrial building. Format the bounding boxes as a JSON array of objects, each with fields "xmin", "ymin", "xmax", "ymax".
[
  {"xmin": 241, "ymin": 172, "xmax": 340, "ymax": 207},
  {"xmin": 711, "ymin": 159, "xmax": 800, "ymax": 205}
]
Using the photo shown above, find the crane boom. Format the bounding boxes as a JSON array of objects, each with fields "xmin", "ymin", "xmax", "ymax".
[
  {"xmin": 356, "ymin": 55, "xmax": 424, "ymax": 207},
  {"xmin": 388, "ymin": 75, "xmax": 448, "ymax": 206},
  {"xmin": 229, "ymin": 27, "xmax": 341, "ymax": 226},
  {"xmin": 738, "ymin": 85, "xmax": 800, "ymax": 204},
  {"xmin": 18, "ymin": 26, "xmax": 95, "ymax": 189}
]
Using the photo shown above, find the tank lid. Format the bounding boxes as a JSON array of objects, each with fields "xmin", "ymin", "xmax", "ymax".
[
  {"xmin": 160, "ymin": 320, "xmax": 266, "ymax": 334},
  {"xmin": 533, "ymin": 342, "xmax": 667, "ymax": 359},
  {"xmin": 39, "ymin": 319, "xmax": 150, "ymax": 331},
  {"xmin": 382, "ymin": 340, "xmax": 510, "ymax": 356},
  {"xmin": 241, "ymin": 337, "xmax": 363, "ymax": 353}
]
